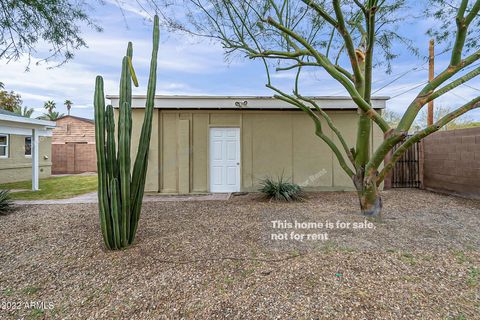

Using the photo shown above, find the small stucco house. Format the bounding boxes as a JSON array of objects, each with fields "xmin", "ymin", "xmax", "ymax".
[
  {"xmin": 0, "ymin": 109, "xmax": 55, "ymax": 188},
  {"xmin": 108, "ymin": 95, "xmax": 387, "ymax": 194},
  {"xmin": 51, "ymin": 115, "xmax": 96, "ymax": 174}
]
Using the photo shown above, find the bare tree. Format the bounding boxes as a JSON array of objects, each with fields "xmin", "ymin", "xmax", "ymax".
[{"xmin": 142, "ymin": 0, "xmax": 479, "ymax": 216}]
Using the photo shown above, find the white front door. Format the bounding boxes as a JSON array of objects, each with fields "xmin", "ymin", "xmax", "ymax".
[{"xmin": 209, "ymin": 127, "xmax": 240, "ymax": 192}]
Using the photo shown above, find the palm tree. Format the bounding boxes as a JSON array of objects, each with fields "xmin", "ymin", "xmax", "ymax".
[
  {"xmin": 64, "ymin": 99, "xmax": 73, "ymax": 115},
  {"xmin": 38, "ymin": 111, "xmax": 64, "ymax": 121},
  {"xmin": 43, "ymin": 100, "xmax": 56, "ymax": 113},
  {"xmin": 13, "ymin": 106, "xmax": 34, "ymax": 118}
]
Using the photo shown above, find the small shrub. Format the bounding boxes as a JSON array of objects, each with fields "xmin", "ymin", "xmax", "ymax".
[
  {"xmin": 0, "ymin": 190, "xmax": 14, "ymax": 214},
  {"xmin": 259, "ymin": 176, "xmax": 304, "ymax": 202}
]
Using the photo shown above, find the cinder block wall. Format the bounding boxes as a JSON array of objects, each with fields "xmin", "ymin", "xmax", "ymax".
[{"xmin": 423, "ymin": 127, "xmax": 480, "ymax": 198}]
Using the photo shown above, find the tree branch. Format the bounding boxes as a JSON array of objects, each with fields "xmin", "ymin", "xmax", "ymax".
[
  {"xmin": 300, "ymin": 0, "xmax": 338, "ymax": 27},
  {"xmin": 265, "ymin": 16, "xmax": 390, "ymax": 132},
  {"xmin": 334, "ymin": 64, "xmax": 355, "ymax": 81},
  {"xmin": 427, "ymin": 66, "xmax": 480, "ymax": 102},
  {"xmin": 332, "ymin": 0, "xmax": 364, "ymax": 84},
  {"xmin": 250, "ymin": 49, "xmax": 312, "ymax": 59},
  {"xmin": 450, "ymin": 0, "xmax": 480, "ymax": 65},
  {"xmin": 275, "ymin": 61, "xmax": 319, "ymax": 71},
  {"xmin": 364, "ymin": 2, "xmax": 378, "ymax": 102},
  {"xmin": 465, "ymin": 0, "xmax": 480, "ymax": 24}
]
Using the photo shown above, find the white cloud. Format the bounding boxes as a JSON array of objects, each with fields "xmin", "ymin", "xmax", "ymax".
[
  {"xmin": 20, "ymin": 92, "xmax": 54, "ymax": 103},
  {"xmin": 1, "ymin": 56, "xmax": 118, "ymax": 118},
  {"xmin": 102, "ymin": 0, "xmax": 153, "ymax": 20},
  {"xmin": 79, "ymin": 32, "xmax": 229, "ymax": 74},
  {"xmin": 72, "ymin": 104, "xmax": 94, "ymax": 110}
]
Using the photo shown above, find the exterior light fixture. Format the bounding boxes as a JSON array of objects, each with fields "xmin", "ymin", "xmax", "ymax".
[{"xmin": 234, "ymin": 100, "xmax": 248, "ymax": 108}]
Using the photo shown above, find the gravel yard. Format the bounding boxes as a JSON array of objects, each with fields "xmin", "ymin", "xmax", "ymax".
[{"xmin": 1, "ymin": 189, "xmax": 479, "ymax": 319}]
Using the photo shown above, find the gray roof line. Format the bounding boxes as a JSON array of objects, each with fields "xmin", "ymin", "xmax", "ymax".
[
  {"xmin": 106, "ymin": 94, "xmax": 390, "ymax": 100},
  {"xmin": 57, "ymin": 115, "xmax": 94, "ymax": 123},
  {"xmin": 0, "ymin": 109, "xmax": 25, "ymax": 117}
]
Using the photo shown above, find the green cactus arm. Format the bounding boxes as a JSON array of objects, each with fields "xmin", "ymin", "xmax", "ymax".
[
  {"xmin": 128, "ymin": 57, "xmax": 139, "ymax": 88},
  {"xmin": 118, "ymin": 43, "xmax": 133, "ymax": 143},
  {"xmin": 118, "ymin": 48, "xmax": 133, "ymax": 246},
  {"xmin": 131, "ymin": 16, "xmax": 159, "ymax": 197},
  {"xmin": 119, "ymin": 100, "xmax": 131, "ymax": 247},
  {"xmin": 125, "ymin": 42, "xmax": 133, "ymax": 138},
  {"xmin": 130, "ymin": 15, "xmax": 160, "ymax": 243},
  {"xmin": 129, "ymin": 161, "xmax": 148, "ymax": 244},
  {"xmin": 126, "ymin": 41, "xmax": 139, "ymax": 87},
  {"xmin": 126, "ymin": 41, "xmax": 133, "ymax": 58},
  {"xmin": 93, "ymin": 76, "xmax": 113, "ymax": 249},
  {"xmin": 110, "ymin": 178, "xmax": 122, "ymax": 249},
  {"xmin": 105, "ymin": 105, "xmax": 118, "ymax": 185},
  {"xmin": 106, "ymin": 105, "xmax": 119, "ymax": 249}
]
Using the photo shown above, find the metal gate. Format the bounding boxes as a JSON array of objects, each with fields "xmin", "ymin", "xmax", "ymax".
[{"xmin": 391, "ymin": 137, "xmax": 421, "ymax": 188}]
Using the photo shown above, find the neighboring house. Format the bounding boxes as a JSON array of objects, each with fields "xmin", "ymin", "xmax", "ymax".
[
  {"xmin": 108, "ymin": 95, "xmax": 387, "ymax": 194},
  {"xmin": 0, "ymin": 109, "xmax": 55, "ymax": 188},
  {"xmin": 51, "ymin": 115, "xmax": 96, "ymax": 174}
]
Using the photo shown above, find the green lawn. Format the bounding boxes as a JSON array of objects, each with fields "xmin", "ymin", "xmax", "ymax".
[{"xmin": 0, "ymin": 175, "xmax": 98, "ymax": 200}]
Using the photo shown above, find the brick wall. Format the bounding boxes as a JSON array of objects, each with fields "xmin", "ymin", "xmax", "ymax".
[
  {"xmin": 52, "ymin": 143, "xmax": 96, "ymax": 174},
  {"xmin": 52, "ymin": 116, "xmax": 95, "ymax": 144},
  {"xmin": 423, "ymin": 127, "xmax": 480, "ymax": 198},
  {"xmin": 51, "ymin": 116, "xmax": 96, "ymax": 174}
]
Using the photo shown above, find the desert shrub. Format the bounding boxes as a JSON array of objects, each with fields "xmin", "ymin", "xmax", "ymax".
[
  {"xmin": 0, "ymin": 190, "xmax": 13, "ymax": 214},
  {"xmin": 259, "ymin": 176, "xmax": 304, "ymax": 202}
]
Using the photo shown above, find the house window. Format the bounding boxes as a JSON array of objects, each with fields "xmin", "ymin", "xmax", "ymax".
[
  {"xmin": 0, "ymin": 135, "xmax": 8, "ymax": 158},
  {"xmin": 25, "ymin": 136, "xmax": 32, "ymax": 156}
]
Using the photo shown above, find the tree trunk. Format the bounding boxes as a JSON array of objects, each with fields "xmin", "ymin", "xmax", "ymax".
[
  {"xmin": 359, "ymin": 189, "xmax": 382, "ymax": 217},
  {"xmin": 353, "ymin": 173, "xmax": 383, "ymax": 217}
]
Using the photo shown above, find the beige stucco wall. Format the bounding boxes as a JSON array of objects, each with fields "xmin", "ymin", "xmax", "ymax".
[
  {"xmin": 0, "ymin": 134, "xmax": 52, "ymax": 184},
  {"xmin": 129, "ymin": 110, "xmax": 160, "ymax": 192},
  {"xmin": 127, "ymin": 109, "xmax": 383, "ymax": 193}
]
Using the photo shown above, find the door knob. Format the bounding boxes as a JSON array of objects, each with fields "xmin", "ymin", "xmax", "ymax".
[{"xmin": 236, "ymin": 162, "xmax": 240, "ymax": 165}]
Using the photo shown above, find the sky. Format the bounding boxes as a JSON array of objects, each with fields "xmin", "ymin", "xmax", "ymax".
[{"xmin": 1, "ymin": 1, "xmax": 479, "ymax": 121}]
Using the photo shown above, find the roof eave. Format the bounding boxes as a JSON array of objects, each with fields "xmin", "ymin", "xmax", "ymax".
[
  {"xmin": 106, "ymin": 94, "xmax": 390, "ymax": 100},
  {"xmin": 107, "ymin": 95, "xmax": 387, "ymax": 110},
  {"xmin": 0, "ymin": 114, "xmax": 56, "ymax": 128}
]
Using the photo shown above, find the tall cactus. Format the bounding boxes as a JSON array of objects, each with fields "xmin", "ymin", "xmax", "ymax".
[{"xmin": 93, "ymin": 16, "xmax": 159, "ymax": 250}]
